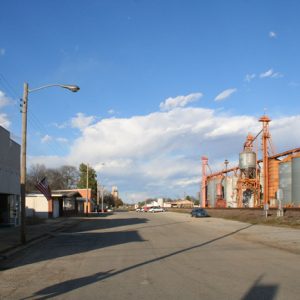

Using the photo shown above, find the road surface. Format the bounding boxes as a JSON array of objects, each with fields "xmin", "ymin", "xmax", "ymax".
[{"xmin": 0, "ymin": 211, "xmax": 299, "ymax": 299}]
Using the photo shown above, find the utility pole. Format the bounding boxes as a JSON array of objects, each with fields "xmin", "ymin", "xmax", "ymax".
[
  {"xmin": 20, "ymin": 83, "xmax": 28, "ymax": 244},
  {"xmin": 19, "ymin": 82, "xmax": 79, "ymax": 244},
  {"xmin": 101, "ymin": 185, "xmax": 104, "ymax": 213},
  {"xmin": 86, "ymin": 163, "xmax": 89, "ymax": 216},
  {"xmin": 97, "ymin": 184, "xmax": 100, "ymax": 210}
]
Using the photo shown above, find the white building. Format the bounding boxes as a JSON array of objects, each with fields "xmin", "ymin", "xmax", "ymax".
[
  {"xmin": 26, "ymin": 193, "xmax": 60, "ymax": 218},
  {"xmin": 26, "ymin": 190, "xmax": 86, "ymax": 218},
  {"xmin": 0, "ymin": 126, "xmax": 20, "ymax": 226}
]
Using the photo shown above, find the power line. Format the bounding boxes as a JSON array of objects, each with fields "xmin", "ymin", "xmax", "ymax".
[{"xmin": 0, "ymin": 73, "xmax": 70, "ymax": 159}]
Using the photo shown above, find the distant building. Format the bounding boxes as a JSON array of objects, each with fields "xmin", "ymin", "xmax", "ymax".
[
  {"xmin": 145, "ymin": 200, "xmax": 159, "ymax": 207},
  {"xmin": 112, "ymin": 186, "xmax": 119, "ymax": 199},
  {"xmin": 174, "ymin": 199, "xmax": 194, "ymax": 208},
  {"xmin": 157, "ymin": 198, "xmax": 164, "ymax": 207},
  {"xmin": 0, "ymin": 126, "xmax": 20, "ymax": 226},
  {"xmin": 26, "ymin": 189, "xmax": 90, "ymax": 218}
]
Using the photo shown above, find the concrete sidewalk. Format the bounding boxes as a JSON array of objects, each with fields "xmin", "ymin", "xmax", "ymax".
[{"xmin": 0, "ymin": 217, "xmax": 81, "ymax": 259}]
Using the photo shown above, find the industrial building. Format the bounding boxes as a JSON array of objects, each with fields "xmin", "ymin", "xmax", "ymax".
[{"xmin": 201, "ymin": 115, "xmax": 300, "ymax": 208}]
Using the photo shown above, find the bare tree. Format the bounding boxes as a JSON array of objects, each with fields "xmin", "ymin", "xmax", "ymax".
[
  {"xmin": 26, "ymin": 164, "xmax": 47, "ymax": 192},
  {"xmin": 59, "ymin": 165, "xmax": 79, "ymax": 189},
  {"xmin": 26, "ymin": 164, "xmax": 79, "ymax": 193}
]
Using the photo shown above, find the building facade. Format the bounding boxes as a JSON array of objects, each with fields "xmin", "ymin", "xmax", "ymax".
[{"xmin": 0, "ymin": 126, "xmax": 20, "ymax": 226}]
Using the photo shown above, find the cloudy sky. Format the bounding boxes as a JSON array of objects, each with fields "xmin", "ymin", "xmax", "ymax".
[{"xmin": 1, "ymin": 0, "xmax": 300, "ymax": 202}]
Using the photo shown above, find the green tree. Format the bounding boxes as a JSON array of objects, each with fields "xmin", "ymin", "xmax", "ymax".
[
  {"xmin": 114, "ymin": 198, "xmax": 124, "ymax": 208},
  {"xmin": 77, "ymin": 163, "xmax": 98, "ymax": 196},
  {"xmin": 194, "ymin": 200, "xmax": 200, "ymax": 206}
]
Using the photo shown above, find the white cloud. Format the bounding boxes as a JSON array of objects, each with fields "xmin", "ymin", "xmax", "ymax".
[
  {"xmin": 174, "ymin": 177, "xmax": 200, "ymax": 188},
  {"xmin": 0, "ymin": 91, "xmax": 12, "ymax": 108},
  {"xmin": 0, "ymin": 91, "xmax": 12, "ymax": 129},
  {"xmin": 41, "ymin": 134, "xmax": 52, "ymax": 143},
  {"xmin": 0, "ymin": 113, "xmax": 10, "ymax": 129},
  {"xmin": 214, "ymin": 88, "xmax": 237, "ymax": 101},
  {"xmin": 245, "ymin": 73, "xmax": 256, "ymax": 82},
  {"xmin": 159, "ymin": 92, "xmax": 202, "ymax": 111},
  {"xmin": 56, "ymin": 137, "xmax": 68, "ymax": 143},
  {"xmin": 71, "ymin": 112, "xmax": 95, "ymax": 130},
  {"xmin": 28, "ymin": 93, "xmax": 300, "ymax": 202},
  {"xmin": 260, "ymin": 69, "xmax": 283, "ymax": 78},
  {"xmin": 108, "ymin": 109, "xmax": 115, "ymax": 115},
  {"xmin": 28, "ymin": 155, "xmax": 71, "ymax": 168},
  {"xmin": 269, "ymin": 31, "xmax": 277, "ymax": 38},
  {"xmin": 0, "ymin": 48, "xmax": 5, "ymax": 56}
]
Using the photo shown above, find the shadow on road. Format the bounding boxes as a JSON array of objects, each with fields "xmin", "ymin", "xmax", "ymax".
[
  {"xmin": 24, "ymin": 224, "xmax": 253, "ymax": 299},
  {"xmin": 242, "ymin": 275, "xmax": 278, "ymax": 300},
  {"xmin": 22, "ymin": 270, "xmax": 115, "ymax": 300},
  {"xmin": 0, "ymin": 218, "xmax": 148, "ymax": 271},
  {"xmin": 70, "ymin": 217, "xmax": 150, "ymax": 232}
]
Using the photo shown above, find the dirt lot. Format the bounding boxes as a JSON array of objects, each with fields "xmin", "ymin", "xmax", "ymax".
[{"xmin": 169, "ymin": 208, "xmax": 300, "ymax": 229}]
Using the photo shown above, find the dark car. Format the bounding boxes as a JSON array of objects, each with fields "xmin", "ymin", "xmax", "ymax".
[{"xmin": 191, "ymin": 208, "xmax": 209, "ymax": 218}]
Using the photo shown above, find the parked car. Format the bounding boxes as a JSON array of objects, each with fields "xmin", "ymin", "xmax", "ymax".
[
  {"xmin": 191, "ymin": 208, "xmax": 209, "ymax": 218},
  {"xmin": 149, "ymin": 206, "xmax": 165, "ymax": 213}
]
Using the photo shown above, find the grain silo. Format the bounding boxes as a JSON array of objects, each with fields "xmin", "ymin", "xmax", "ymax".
[
  {"xmin": 292, "ymin": 155, "xmax": 300, "ymax": 207},
  {"xmin": 268, "ymin": 158, "xmax": 280, "ymax": 207},
  {"xmin": 279, "ymin": 156, "xmax": 292, "ymax": 206}
]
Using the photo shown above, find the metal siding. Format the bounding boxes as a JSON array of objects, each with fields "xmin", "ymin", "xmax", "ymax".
[
  {"xmin": 224, "ymin": 176, "xmax": 238, "ymax": 208},
  {"xmin": 279, "ymin": 161, "xmax": 292, "ymax": 205},
  {"xmin": 207, "ymin": 179, "xmax": 216, "ymax": 207},
  {"xmin": 292, "ymin": 157, "xmax": 300, "ymax": 206},
  {"xmin": 269, "ymin": 159, "xmax": 280, "ymax": 202},
  {"xmin": 239, "ymin": 151, "xmax": 256, "ymax": 169}
]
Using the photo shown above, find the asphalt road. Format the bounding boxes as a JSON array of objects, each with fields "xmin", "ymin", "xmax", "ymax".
[{"xmin": 0, "ymin": 211, "xmax": 299, "ymax": 300}]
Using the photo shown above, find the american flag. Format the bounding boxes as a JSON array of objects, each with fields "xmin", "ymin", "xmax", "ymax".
[{"xmin": 35, "ymin": 177, "xmax": 52, "ymax": 200}]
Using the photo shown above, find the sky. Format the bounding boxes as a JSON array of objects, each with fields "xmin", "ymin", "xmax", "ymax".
[{"xmin": 1, "ymin": 0, "xmax": 300, "ymax": 203}]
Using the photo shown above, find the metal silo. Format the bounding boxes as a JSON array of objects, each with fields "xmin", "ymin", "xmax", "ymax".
[
  {"xmin": 207, "ymin": 178, "xmax": 216, "ymax": 207},
  {"xmin": 269, "ymin": 158, "xmax": 280, "ymax": 206},
  {"xmin": 292, "ymin": 156, "xmax": 300, "ymax": 207},
  {"xmin": 239, "ymin": 150, "xmax": 256, "ymax": 178},
  {"xmin": 279, "ymin": 158, "xmax": 292, "ymax": 206},
  {"xmin": 223, "ymin": 176, "xmax": 238, "ymax": 207}
]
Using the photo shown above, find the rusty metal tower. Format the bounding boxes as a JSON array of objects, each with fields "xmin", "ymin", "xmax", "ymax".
[{"xmin": 259, "ymin": 115, "xmax": 271, "ymax": 207}]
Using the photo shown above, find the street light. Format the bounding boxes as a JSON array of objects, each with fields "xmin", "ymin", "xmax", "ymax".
[{"xmin": 20, "ymin": 82, "xmax": 79, "ymax": 244}]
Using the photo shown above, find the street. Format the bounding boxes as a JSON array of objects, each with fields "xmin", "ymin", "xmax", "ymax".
[{"xmin": 0, "ymin": 211, "xmax": 299, "ymax": 300}]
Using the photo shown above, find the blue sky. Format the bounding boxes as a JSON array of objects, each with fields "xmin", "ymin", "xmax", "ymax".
[{"xmin": 1, "ymin": 0, "xmax": 300, "ymax": 202}]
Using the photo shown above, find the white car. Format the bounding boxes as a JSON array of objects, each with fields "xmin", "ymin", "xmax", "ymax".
[{"xmin": 149, "ymin": 207, "xmax": 165, "ymax": 213}]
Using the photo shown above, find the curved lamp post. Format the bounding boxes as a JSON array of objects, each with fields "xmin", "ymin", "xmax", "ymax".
[{"xmin": 20, "ymin": 82, "xmax": 80, "ymax": 244}]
